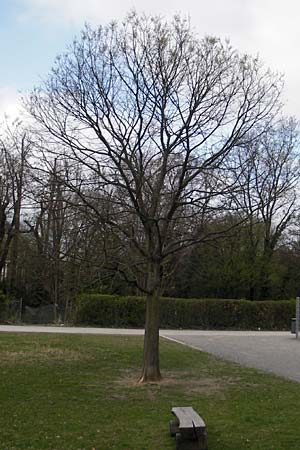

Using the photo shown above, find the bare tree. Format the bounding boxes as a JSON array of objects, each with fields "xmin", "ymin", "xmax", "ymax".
[
  {"xmin": 0, "ymin": 121, "xmax": 30, "ymax": 288},
  {"xmin": 226, "ymin": 118, "xmax": 299, "ymax": 299},
  {"xmin": 23, "ymin": 154, "xmax": 122, "ymax": 317},
  {"xmin": 27, "ymin": 13, "xmax": 282, "ymax": 381}
]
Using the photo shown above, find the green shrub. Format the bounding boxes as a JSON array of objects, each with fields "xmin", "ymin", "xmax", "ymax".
[
  {"xmin": 74, "ymin": 294, "xmax": 295, "ymax": 330},
  {"xmin": 74, "ymin": 294, "xmax": 146, "ymax": 327}
]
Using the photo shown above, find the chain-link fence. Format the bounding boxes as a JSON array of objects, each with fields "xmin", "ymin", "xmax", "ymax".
[
  {"xmin": 1, "ymin": 297, "xmax": 70, "ymax": 324},
  {"xmin": 22, "ymin": 304, "xmax": 56, "ymax": 324},
  {"xmin": 2, "ymin": 298, "xmax": 23, "ymax": 323}
]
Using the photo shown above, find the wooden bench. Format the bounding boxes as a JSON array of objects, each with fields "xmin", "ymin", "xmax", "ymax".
[{"xmin": 170, "ymin": 406, "xmax": 208, "ymax": 450}]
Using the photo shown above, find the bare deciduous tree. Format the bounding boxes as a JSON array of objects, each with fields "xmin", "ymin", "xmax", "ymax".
[
  {"xmin": 0, "ymin": 121, "xmax": 30, "ymax": 288},
  {"xmin": 226, "ymin": 118, "xmax": 299, "ymax": 299},
  {"xmin": 27, "ymin": 13, "xmax": 282, "ymax": 381}
]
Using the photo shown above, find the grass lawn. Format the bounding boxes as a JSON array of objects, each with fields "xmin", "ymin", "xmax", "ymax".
[{"xmin": 0, "ymin": 333, "xmax": 300, "ymax": 450}]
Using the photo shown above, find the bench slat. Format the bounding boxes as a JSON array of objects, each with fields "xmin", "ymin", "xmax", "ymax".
[{"xmin": 172, "ymin": 406, "xmax": 206, "ymax": 431}]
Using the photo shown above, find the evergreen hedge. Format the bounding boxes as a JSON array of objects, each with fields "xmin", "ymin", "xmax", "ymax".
[{"xmin": 74, "ymin": 294, "xmax": 295, "ymax": 330}]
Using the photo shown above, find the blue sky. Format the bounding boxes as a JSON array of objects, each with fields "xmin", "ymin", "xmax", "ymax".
[
  {"xmin": 0, "ymin": 1, "xmax": 77, "ymax": 88},
  {"xmin": 1, "ymin": 0, "xmax": 299, "ymax": 119}
]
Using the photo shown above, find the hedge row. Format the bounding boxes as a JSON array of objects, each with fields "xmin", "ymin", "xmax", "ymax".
[{"xmin": 74, "ymin": 294, "xmax": 295, "ymax": 330}]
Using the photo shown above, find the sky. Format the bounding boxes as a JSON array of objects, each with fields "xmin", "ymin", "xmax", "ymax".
[{"xmin": 0, "ymin": 0, "xmax": 299, "ymax": 119}]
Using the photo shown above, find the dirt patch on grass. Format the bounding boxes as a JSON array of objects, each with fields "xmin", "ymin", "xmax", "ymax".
[
  {"xmin": 115, "ymin": 369, "xmax": 229, "ymax": 397},
  {"xmin": 0, "ymin": 347, "xmax": 91, "ymax": 364},
  {"xmin": 162, "ymin": 375, "xmax": 223, "ymax": 392}
]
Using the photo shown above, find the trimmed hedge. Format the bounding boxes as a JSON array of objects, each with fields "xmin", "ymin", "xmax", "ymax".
[{"xmin": 74, "ymin": 294, "xmax": 295, "ymax": 330}]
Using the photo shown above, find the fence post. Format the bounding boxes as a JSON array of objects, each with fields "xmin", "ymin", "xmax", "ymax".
[{"xmin": 296, "ymin": 297, "xmax": 299, "ymax": 339}]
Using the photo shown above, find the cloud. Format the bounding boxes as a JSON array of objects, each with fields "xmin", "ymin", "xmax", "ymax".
[
  {"xmin": 16, "ymin": 0, "xmax": 259, "ymax": 55},
  {"xmin": 17, "ymin": 0, "xmax": 300, "ymax": 116},
  {"xmin": 18, "ymin": 0, "xmax": 254, "ymax": 30},
  {"xmin": 0, "ymin": 87, "xmax": 24, "ymax": 121},
  {"xmin": 18, "ymin": 0, "xmax": 133, "ymax": 26}
]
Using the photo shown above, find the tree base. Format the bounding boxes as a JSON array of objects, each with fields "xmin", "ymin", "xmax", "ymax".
[{"xmin": 138, "ymin": 370, "xmax": 162, "ymax": 384}]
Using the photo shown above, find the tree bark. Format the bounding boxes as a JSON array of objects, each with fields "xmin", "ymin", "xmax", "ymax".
[
  {"xmin": 139, "ymin": 262, "xmax": 162, "ymax": 383},
  {"xmin": 8, "ymin": 200, "xmax": 21, "ymax": 293}
]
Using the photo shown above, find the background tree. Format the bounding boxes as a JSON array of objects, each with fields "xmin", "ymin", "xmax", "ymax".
[
  {"xmin": 0, "ymin": 121, "xmax": 30, "ymax": 290},
  {"xmin": 226, "ymin": 119, "xmax": 299, "ymax": 299},
  {"xmin": 172, "ymin": 215, "xmax": 249, "ymax": 299},
  {"xmin": 27, "ymin": 14, "xmax": 282, "ymax": 381}
]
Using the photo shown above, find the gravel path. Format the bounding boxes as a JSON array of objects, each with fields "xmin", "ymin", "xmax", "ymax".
[
  {"xmin": 0, "ymin": 325, "xmax": 144, "ymax": 335},
  {"xmin": 162, "ymin": 330, "xmax": 300, "ymax": 382},
  {"xmin": 0, "ymin": 325, "xmax": 299, "ymax": 381}
]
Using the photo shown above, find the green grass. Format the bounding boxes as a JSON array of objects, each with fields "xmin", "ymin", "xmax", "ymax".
[{"xmin": 0, "ymin": 333, "xmax": 299, "ymax": 450}]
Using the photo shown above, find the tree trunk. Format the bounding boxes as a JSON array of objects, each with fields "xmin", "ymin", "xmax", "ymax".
[
  {"xmin": 258, "ymin": 247, "xmax": 273, "ymax": 300},
  {"xmin": 249, "ymin": 285, "xmax": 255, "ymax": 301},
  {"xmin": 258, "ymin": 261, "xmax": 271, "ymax": 300},
  {"xmin": 139, "ymin": 262, "xmax": 162, "ymax": 383},
  {"xmin": 8, "ymin": 202, "xmax": 21, "ymax": 293}
]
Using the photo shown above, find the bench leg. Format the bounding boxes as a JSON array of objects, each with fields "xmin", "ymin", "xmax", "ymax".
[
  {"xmin": 175, "ymin": 432, "xmax": 208, "ymax": 450},
  {"xmin": 198, "ymin": 431, "xmax": 208, "ymax": 450},
  {"xmin": 170, "ymin": 420, "xmax": 180, "ymax": 436}
]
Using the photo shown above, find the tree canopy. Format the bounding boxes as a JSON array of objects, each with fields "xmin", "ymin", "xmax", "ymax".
[{"xmin": 20, "ymin": 13, "xmax": 288, "ymax": 381}]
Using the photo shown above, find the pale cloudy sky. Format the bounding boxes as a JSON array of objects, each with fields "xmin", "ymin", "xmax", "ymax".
[{"xmin": 0, "ymin": 0, "xmax": 299, "ymax": 118}]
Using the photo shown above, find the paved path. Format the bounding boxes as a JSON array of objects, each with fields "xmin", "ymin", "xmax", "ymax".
[
  {"xmin": 0, "ymin": 326, "xmax": 299, "ymax": 382},
  {"xmin": 0, "ymin": 325, "xmax": 145, "ymax": 335},
  {"xmin": 163, "ymin": 330, "xmax": 300, "ymax": 382}
]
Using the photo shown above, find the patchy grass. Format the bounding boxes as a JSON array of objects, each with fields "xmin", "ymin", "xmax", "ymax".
[{"xmin": 0, "ymin": 333, "xmax": 300, "ymax": 450}]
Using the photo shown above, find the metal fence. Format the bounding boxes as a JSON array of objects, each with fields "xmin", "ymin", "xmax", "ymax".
[
  {"xmin": 4, "ymin": 298, "xmax": 23, "ymax": 323},
  {"xmin": 291, "ymin": 297, "xmax": 300, "ymax": 338}
]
